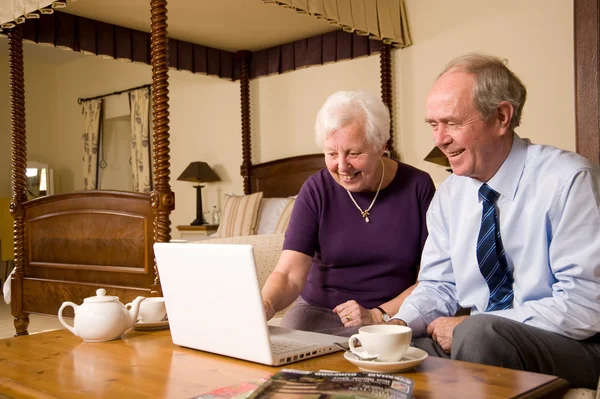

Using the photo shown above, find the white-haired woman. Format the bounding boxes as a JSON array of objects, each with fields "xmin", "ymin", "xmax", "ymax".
[{"xmin": 261, "ymin": 89, "xmax": 436, "ymax": 336}]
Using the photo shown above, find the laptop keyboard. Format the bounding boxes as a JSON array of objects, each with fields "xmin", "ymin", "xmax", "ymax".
[{"xmin": 271, "ymin": 338, "xmax": 315, "ymax": 354}]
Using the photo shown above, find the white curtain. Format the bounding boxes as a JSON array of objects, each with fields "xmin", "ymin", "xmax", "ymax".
[
  {"xmin": 261, "ymin": 0, "xmax": 412, "ymax": 48},
  {"xmin": 81, "ymin": 99, "xmax": 103, "ymax": 190},
  {"xmin": 129, "ymin": 88, "xmax": 152, "ymax": 193},
  {"xmin": 0, "ymin": 1, "xmax": 70, "ymax": 29}
]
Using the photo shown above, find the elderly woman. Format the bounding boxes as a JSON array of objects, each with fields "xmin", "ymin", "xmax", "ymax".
[{"xmin": 262, "ymin": 89, "xmax": 435, "ymax": 335}]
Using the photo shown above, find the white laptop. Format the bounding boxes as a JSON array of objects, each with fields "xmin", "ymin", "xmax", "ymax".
[{"xmin": 153, "ymin": 242, "xmax": 345, "ymax": 366}]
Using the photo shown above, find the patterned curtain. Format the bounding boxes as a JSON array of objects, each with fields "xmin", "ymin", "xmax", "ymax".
[
  {"xmin": 129, "ymin": 87, "xmax": 151, "ymax": 193},
  {"xmin": 81, "ymin": 99, "xmax": 103, "ymax": 190}
]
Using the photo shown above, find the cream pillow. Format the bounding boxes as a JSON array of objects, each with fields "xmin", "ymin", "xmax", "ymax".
[
  {"xmin": 256, "ymin": 198, "xmax": 289, "ymax": 235},
  {"xmin": 216, "ymin": 192, "xmax": 264, "ymax": 237},
  {"xmin": 273, "ymin": 196, "xmax": 296, "ymax": 234}
]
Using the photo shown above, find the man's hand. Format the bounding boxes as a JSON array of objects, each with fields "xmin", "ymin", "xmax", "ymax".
[
  {"xmin": 333, "ymin": 300, "xmax": 379, "ymax": 327},
  {"xmin": 426, "ymin": 316, "xmax": 468, "ymax": 353}
]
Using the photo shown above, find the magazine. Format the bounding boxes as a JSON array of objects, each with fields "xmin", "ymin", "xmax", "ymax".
[
  {"xmin": 247, "ymin": 369, "xmax": 414, "ymax": 399},
  {"xmin": 192, "ymin": 376, "xmax": 272, "ymax": 399}
]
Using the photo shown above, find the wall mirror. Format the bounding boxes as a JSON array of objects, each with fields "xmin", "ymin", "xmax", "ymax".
[{"xmin": 26, "ymin": 161, "xmax": 54, "ymax": 199}]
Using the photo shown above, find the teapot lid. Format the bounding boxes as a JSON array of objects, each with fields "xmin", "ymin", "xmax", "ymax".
[{"xmin": 83, "ymin": 289, "xmax": 119, "ymax": 303}]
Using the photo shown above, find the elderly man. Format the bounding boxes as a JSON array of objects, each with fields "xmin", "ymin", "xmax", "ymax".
[{"xmin": 390, "ymin": 53, "xmax": 600, "ymax": 389}]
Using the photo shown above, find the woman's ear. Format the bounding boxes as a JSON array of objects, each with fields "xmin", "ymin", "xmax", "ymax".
[{"xmin": 377, "ymin": 143, "xmax": 388, "ymax": 157}]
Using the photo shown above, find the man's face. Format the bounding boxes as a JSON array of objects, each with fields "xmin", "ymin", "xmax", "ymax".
[{"xmin": 425, "ymin": 71, "xmax": 507, "ymax": 182}]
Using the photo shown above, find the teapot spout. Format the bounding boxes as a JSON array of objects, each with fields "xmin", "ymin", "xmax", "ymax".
[{"xmin": 125, "ymin": 296, "xmax": 146, "ymax": 327}]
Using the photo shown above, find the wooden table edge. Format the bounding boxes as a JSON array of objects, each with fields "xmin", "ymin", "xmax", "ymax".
[{"xmin": 513, "ymin": 376, "xmax": 570, "ymax": 398}]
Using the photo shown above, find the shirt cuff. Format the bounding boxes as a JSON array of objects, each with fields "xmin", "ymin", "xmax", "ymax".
[{"xmin": 395, "ymin": 305, "xmax": 428, "ymax": 337}]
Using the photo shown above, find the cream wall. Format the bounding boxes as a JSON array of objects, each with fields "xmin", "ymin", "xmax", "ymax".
[
  {"xmin": 253, "ymin": 55, "xmax": 379, "ymax": 163},
  {"xmin": 0, "ymin": 44, "xmax": 60, "ymax": 259},
  {"xmin": 0, "ymin": 47, "xmax": 59, "ymax": 198},
  {"xmin": 256, "ymin": 0, "xmax": 575, "ymax": 186},
  {"xmin": 398, "ymin": 0, "xmax": 575, "ymax": 185}
]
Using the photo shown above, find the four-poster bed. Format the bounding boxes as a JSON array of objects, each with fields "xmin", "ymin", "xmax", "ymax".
[
  {"xmin": 4, "ymin": 0, "xmax": 399, "ymax": 336},
  {"xmin": 6, "ymin": 0, "xmax": 175, "ymax": 336},
  {"xmin": 4, "ymin": 0, "xmax": 598, "ymax": 338},
  {"xmin": 238, "ymin": 40, "xmax": 397, "ymax": 198}
]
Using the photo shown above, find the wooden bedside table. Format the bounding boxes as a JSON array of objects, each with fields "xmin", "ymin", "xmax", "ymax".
[{"xmin": 176, "ymin": 224, "xmax": 219, "ymax": 241}]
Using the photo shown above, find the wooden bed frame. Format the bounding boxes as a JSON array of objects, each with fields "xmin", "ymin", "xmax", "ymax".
[
  {"xmin": 240, "ymin": 42, "xmax": 396, "ymax": 199},
  {"xmin": 18, "ymin": 191, "xmax": 155, "ymax": 317},
  {"xmin": 7, "ymin": 2, "xmax": 174, "ymax": 336},
  {"xmin": 6, "ymin": 1, "xmax": 598, "ymax": 337},
  {"xmin": 249, "ymin": 154, "xmax": 325, "ymax": 198}
]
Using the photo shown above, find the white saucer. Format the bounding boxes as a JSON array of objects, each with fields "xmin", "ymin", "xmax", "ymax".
[
  {"xmin": 343, "ymin": 347, "xmax": 428, "ymax": 373},
  {"xmin": 133, "ymin": 320, "xmax": 169, "ymax": 331}
]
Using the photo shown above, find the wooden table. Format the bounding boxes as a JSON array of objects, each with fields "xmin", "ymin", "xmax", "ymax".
[{"xmin": 0, "ymin": 329, "xmax": 568, "ymax": 399}]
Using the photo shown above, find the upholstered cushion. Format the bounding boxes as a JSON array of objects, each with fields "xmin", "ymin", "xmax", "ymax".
[
  {"xmin": 256, "ymin": 198, "xmax": 289, "ymax": 235},
  {"xmin": 216, "ymin": 192, "xmax": 263, "ymax": 238},
  {"xmin": 273, "ymin": 197, "xmax": 296, "ymax": 234},
  {"xmin": 198, "ymin": 233, "xmax": 289, "ymax": 323},
  {"xmin": 198, "ymin": 233, "xmax": 284, "ymax": 290}
]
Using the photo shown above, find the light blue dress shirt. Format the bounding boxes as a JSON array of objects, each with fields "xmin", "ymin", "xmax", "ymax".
[{"xmin": 396, "ymin": 135, "xmax": 600, "ymax": 340}]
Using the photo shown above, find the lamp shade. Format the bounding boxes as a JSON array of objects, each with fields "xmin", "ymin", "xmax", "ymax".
[
  {"xmin": 177, "ymin": 162, "xmax": 221, "ymax": 183},
  {"xmin": 423, "ymin": 147, "xmax": 450, "ymax": 167}
]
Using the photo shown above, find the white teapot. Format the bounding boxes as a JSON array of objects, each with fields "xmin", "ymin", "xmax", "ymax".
[{"xmin": 58, "ymin": 288, "xmax": 145, "ymax": 342}]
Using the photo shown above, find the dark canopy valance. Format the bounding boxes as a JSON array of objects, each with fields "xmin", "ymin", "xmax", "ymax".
[{"xmin": 3, "ymin": 9, "xmax": 399, "ymax": 81}]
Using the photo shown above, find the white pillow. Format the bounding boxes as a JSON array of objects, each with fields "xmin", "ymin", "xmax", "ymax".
[
  {"xmin": 273, "ymin": 197, "xmax": 296, "ymax": 234},
  {"xmin": 256, "ymin": 198, "xmax": 289, "ymax": 235}
]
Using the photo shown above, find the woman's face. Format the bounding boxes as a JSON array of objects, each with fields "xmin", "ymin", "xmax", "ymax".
[{"xmin": 323, "ymin": 120, "xmax": 385, "ymax": 192}]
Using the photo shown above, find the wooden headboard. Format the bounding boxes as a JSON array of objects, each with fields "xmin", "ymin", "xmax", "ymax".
[{"xmin": 249, "ymin": 154, "xmax": 325, "ymax": 198}]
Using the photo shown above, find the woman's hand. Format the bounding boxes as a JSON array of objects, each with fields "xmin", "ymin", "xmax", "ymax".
[
  {"xmin": 261, "ymin": 250, "xmax": 312, "ymax": 321},
  {"xmin": 333, "ymin": 300, "xmax": 379, "ymax": 327},
  {"xmin": 263, "ymin": 301, "xmax": 275, "ymax": 321}
]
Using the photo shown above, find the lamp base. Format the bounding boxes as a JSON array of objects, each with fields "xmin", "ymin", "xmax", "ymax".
[
  {"xmin": 191, "ymin": 184, "xmax": 206, "ymax": 226},
  {"xmin": 190, "ymin": 218, "xmax": 205, "ymax": 226}
]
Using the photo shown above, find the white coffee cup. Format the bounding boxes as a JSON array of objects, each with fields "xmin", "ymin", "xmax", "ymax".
[
  {"xmin": 348, "ymin": 324, "xmax": 412, "ymax": 362},
  {"xmin": 138, "ymin": 297, "xmax": 167, "ymax": 323}
]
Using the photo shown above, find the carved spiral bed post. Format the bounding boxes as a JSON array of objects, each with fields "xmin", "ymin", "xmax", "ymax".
[
  {"xmin": 149, "ymin": 0, "xmax": 174, "ymax": 295},
  {"xmin": 237, "ymin": 51, "xmax": 252, "ymax": 194},
  {"xmin": 380, "ymin": 43, "xmax": 398, "ymax": 159},
  {"xmin": 8, "ymin": 26, "xmax": 29, "ymax": 336}
]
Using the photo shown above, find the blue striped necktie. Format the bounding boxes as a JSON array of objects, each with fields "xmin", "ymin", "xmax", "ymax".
[{"xmin": 476, "ymin": 184, "xmax": 514, "ymax": 311}]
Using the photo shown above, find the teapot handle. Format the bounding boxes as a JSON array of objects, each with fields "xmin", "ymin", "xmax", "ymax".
[{"xmin": 58, "ymin": 302, "xmax": 78, "ymax": 335}]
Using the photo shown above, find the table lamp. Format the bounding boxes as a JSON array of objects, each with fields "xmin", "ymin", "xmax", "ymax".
[
  {"xmin": 177, "ymin": 162, "xmax": 221, "ymax": 225},
  {"xmin": 423, "ymin": 147, "xmax": 452, "ymax": 173}
]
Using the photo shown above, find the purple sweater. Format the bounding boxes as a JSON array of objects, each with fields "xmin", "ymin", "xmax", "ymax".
[{"xmin": 283, "ymin": 161, "xmax": 435, "ymax": 310}]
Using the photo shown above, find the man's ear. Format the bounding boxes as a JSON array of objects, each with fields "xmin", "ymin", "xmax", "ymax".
[{"xmin": 496, "ymin": 101, "xmax": 514, "ymax": 131}]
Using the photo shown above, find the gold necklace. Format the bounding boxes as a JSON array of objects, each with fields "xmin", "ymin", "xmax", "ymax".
[{"xmin": 346, "ymin": 158, "xmax": 385, "ymax": 223}]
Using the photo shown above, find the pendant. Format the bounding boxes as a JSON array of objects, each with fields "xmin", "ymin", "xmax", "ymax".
[{"xmin": 362, "ymin": 210, "xmax": 370, "ymax": 223}]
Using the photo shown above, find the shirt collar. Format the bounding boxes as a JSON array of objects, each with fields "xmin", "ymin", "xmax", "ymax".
[{"xmin": 486, "ymin": 134, "xmax": 527, "ymax": 201}]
